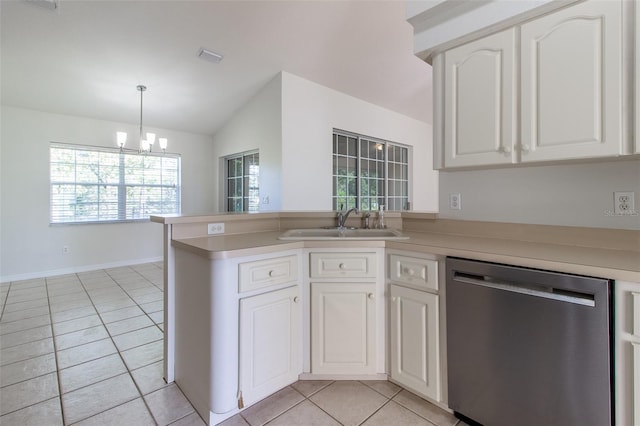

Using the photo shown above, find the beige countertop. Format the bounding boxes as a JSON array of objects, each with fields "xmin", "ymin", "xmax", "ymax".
[{"xmin": 173, "ymin": 230, "xmax": 640, "ymax": 282}]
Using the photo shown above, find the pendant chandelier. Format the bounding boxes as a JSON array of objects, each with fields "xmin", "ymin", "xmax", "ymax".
[{"xmin": 116, "ymin": 85, "xmax": 168, "ymax": 153}]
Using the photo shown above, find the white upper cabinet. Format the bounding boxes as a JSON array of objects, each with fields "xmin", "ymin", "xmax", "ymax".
[
  {"xmin": 520, "ymin": 0, "xmax": 622, "ymax": 162},
  {"xmin": 443, "ymin": 29, "xmax": 517, "ymax": 168},
  {"xmin": 434, "ymin": 0, "xmax": 627, "ymax": 169}
]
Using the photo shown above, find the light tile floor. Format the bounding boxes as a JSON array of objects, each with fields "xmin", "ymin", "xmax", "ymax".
[{"xmin": 1, "ymin": 263, "xmax": 466, "ymax": 426}]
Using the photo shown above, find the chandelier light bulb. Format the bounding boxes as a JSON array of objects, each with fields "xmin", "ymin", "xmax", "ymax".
[
  {"xmin": 116, "ymin": 85, "xmax": 168, "ymax": 154},
  {"xmin": 116, "ymin": 132, "xmax": 127, "ymax": 148},
  {"xmin": 146, "ymin": 132, "xmax": 156, "ymax": 145}
]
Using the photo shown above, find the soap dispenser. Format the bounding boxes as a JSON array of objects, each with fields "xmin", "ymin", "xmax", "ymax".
[{"xmin": 377, "ymin": 205, "xmax": 386, "ymax": 229}]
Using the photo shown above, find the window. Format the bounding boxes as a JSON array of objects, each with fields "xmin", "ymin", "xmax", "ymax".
[
  {"xmin": 50, "ymin": 143, "xmax": 181, "ymax": 224},
  {"xmin": 332, "ymin": 130, "xmax": 409, "ymax": 211},
  {"xmin": 226, "ymin": 151, "xmax": 259, "ymax": 212}
]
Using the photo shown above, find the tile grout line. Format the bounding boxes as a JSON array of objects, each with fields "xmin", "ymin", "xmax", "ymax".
[
  {"xmin": 0, "ymin": 283, "xmax": 10, "ymax": 321},
  {"xmin": 64, "ymin": 391, "xmax": 151, "ymax": 426},
  {"xmin": 298, "ymin": 382, "xmax": 350, "ymax": 426},
  {"xmin": 0, "ymin": 281, "xmax": 16, "ymax": 322},
  {"xmin": 325, "ymin": 382, "xmax": 442, "ymax": 426},
  {"xmin": 256, "ymin": 382, "xmax": 348, "ymax": 426},
  {"xmin": 0, "ymin": 395, "xmax": 61, "ymax": 420},
  {"xmin": 0, "ymin": 264, "xmax": 172, "ymax": 425},
  {"xmin": 357, "ymin": 397, "xmax": 394, "ymax": 426},
  {"xmin": 303, "ymin": 398, "xmax": 346, "ymax": 426},
  {"xmin": 45, "ymin": 273, "xmax": 70, "ymax": 425},
  {"xmin": 75, "ymin": 266, "xmax": 159, "ymax": 425},
  {"xmin": 166, "ymin": 409, "xmax": 203, "ymax": 425},
  {"xmin": 244, "ymin": 386, "xmax": 310, "ymax": 426},
  {"xmin": 260, "ymin": 397, "xmax": 311, "ymax": 426},
  {"xmin": 0, "ymin": 324, "xmax": 52, "ymax": 348},
  {"xmin": 103, "ymin": 267, "xmax": 164, "ymax": 334},
  {"xmin": 390, "ymin": 392, "xmax": 444, "ymax": 426}
]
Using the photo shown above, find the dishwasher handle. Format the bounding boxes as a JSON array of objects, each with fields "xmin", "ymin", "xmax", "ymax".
[{"xmin": 452, "ymin": 274, "xmax": 596, "ymax": 307}]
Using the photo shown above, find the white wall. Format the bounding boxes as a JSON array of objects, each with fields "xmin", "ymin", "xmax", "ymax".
[
  {"xmin": 281, "ymin": 72, "xmax": 438, "ymax": 211},
  {"xmin": 439, "ymin": 160, "xmax": 640, "ymax": 230},
  {"xmin": 0, "ymin": 106, "xmax": 215, "ymax": 281},
  {"xmin": 211, "ymin": 75, "xmax": 283, "ymax": 212}
]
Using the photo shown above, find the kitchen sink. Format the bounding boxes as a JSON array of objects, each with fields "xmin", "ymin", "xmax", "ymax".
[{"xmin": 278, "ymin": 228, "xmax": 409, "ymax": 240}]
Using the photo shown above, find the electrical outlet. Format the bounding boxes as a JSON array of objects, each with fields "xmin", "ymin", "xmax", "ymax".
[
  {"xmin": 449, "ymin": 193, "xmax": 462, "ymax": 210},
  {"xmin": 614, "ymin": 191, "xmax": 635, "ymax": 215},
  {"xmin": 62, "ymin": 245, "xmax": 70, "ymax": 255},
  {"xmin": 207, "ymin": 223, "xmax": 225, "ymax": 235}
]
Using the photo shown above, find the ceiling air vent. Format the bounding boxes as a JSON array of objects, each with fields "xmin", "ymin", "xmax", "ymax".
[
  {"xmin": 24, "ymin": 0, "xmax": 59, "ymax": 10},
  {"xmin": 197, "ymin": 48, "xmax": 224, "ymax": 64}
]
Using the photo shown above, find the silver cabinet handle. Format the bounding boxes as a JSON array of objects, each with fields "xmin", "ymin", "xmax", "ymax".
[
  {"xmin": 339, "ymin": 263, "xmax": 346, "ymax": 270},
  {"xmin": 293, "ymin": 296, "xmax": 299, "ymax": 303},
  {"xmin": 368, "ymin": 293, "xmax": 374, "ymax": 300},
  {"xmin": 453, "ymin": 275, "xmax": 595, "ymax": 307},
  {"xmin": 268, "ymin": 270, "xmax": 275, "ymax": 277},
  {"xmin": 521, "ymin": 144, "xmax": 530, "ymax": 153}
]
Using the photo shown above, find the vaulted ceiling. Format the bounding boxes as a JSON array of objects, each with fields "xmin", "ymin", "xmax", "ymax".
[{"xmin": 1, "ymin": 0, "xmax": 433, "ymax": 136}]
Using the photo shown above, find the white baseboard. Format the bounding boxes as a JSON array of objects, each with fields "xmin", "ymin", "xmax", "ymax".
[{"xmin": 1, "ymin": 256, "xmax": 163, "ymax": 283}]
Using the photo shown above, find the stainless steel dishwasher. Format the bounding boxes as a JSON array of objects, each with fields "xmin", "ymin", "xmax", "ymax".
[{"xmin": 446, "ymin": 257, "xmax": 613, "ymax": 426}]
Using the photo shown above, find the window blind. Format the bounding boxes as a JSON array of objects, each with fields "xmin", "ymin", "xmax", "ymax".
[{"xmin": 50, "ymin": 143, "xmax": 181, "ymax": 224}]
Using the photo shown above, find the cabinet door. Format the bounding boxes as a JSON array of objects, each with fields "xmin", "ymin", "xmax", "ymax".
[
  {"xmin": 634, "ymin": 342, "xmax": 640, "ymax": 426},
  {"xmin": 615, "ymin": 282, "xmax": 640, "ymax": 426},
  {"xmin": 239, "ymin": 285, "xmax": 300, "ymax": 406},
  {"xmin": 443, "ymin": 28, "xmax": 516, "ymax": 168},
  {"xmin": 311, "ymin": 282, "xmax": 376, "ymax": 375},
  {"xmin": 521, "ymin": 0, "xmax": 622, "ymax": 162},
  {"xmin": 389, "ymin": 285, "xmax": 440, "ymax": 401}
]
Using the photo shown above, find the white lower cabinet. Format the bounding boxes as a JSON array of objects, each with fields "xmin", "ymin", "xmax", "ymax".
[
  {"xmin": 239, "ymin": 285, "xmax": 301, "ymax": 407},
  {"xmin": 173, "ymin": 248, "xmax": 303, "ymax": 424},
  {"xmin": 311, "ymin": 282, "xmax": 377, "ymax": 375},
  {"xmin": 389, "ymin": 284, "xmax": 440, "ymax": 401},
  {"xmin": 615, "ymin": 281, "xmax": 640, "ymax": 426}
]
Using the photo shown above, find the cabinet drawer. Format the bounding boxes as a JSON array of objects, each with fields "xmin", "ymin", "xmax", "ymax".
[
  {"xmin": 389, "ymin": 255, "xmax": 438, "ymax": 291},
  {"xmin": 309, "ymin": 252, "xmax": 376, "ymax": 279},
  {"xmin": 239, "ymin": 255, "xmax": 298, "ymax": 293}
]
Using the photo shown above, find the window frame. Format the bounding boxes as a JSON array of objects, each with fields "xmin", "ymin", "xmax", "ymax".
[
  {"xmin": 224, "ymin": 150, "xmax": 260, "ymax": 213},
  {"xmin": 49, "ymin": 142, "xmax": 181, "ymax": 225},
  {"xmin": 332, "ymin": 129, "xmax": 411, "ymax": 212}
]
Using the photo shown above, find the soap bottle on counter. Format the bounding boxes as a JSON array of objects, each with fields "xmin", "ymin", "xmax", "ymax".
[
  {"xmin": 377, "ymin": 205, "xmax": 386, "ymax": 229},
  {"xmin": 363, "ymin": 212, "xmax": 371, "ymax": 229}
]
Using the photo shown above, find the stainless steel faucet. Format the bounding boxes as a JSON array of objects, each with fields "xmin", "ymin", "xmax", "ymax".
[{"xmin": 337, "ymin": 207, "xmax": 358, "ymax": 229}]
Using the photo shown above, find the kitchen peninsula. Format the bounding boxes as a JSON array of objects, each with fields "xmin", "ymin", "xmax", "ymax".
[{"xmin": 152, "ymin": 211, "xmax": 640, "ymax": 425}]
